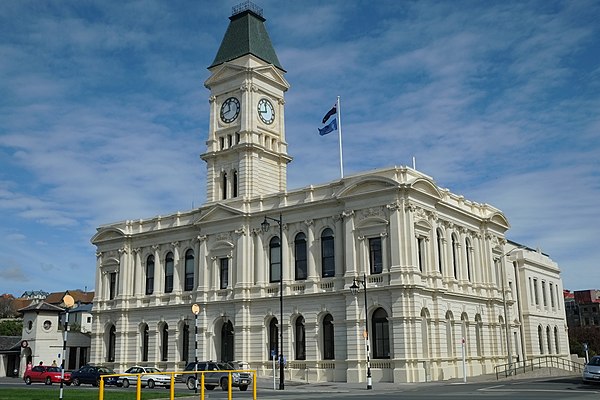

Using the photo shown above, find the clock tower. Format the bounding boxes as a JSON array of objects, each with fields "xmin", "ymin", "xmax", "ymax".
[{"xmin": 202, "ymin": 3, "xmax": 291, "ymax": 202}]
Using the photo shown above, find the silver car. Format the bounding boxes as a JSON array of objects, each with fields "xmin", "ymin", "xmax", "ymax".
[
  {"xmin": 118, "ymin": 366, "xmax": 171, "ymax": 389},
  {"xmin": 583, "ymin": 356, "xmax": 600, "ymax": 383}
]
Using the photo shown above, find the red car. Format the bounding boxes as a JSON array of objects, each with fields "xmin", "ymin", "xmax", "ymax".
[{"xmin": 24, "ymin": 365, "xmax": 72, "ymax": 385}]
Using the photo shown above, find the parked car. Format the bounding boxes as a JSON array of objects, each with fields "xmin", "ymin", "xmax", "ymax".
[
  {"xmin": 583, "ymin": 356, "xmax": 600, "ymax": 383},
  {"xmin": 71, "ymin": 365, "xmax": 118, "ymax": 387},
  {"xmin": 24, "ymin": 366, "xmax": 71, "ymax": 385},
  {"xmin": 117, "ymin": 366, "xmax": 171, "ymax": 389},
  {"xmin": 176, "ymin": 361, "xmax": 252, "ymax": 391}
]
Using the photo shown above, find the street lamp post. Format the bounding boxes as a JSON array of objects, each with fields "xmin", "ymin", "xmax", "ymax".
[
  {"xmin": 261, "ymin": 213, "xmax": 285, "ymax": 390},
  {"xmin": 59, "ymin": 294, "xmax": 74, "ymax": 400},
  {"xmin": 495, "ymin": 246, "xmax": 525, "ymax": 374},
  {"xmin": 350, "ymin": 273, "xmax": 372, "ymax": 390},
  {"xmin": 191, "ymin": 304, "xmax": 200, "ymax": 393}
]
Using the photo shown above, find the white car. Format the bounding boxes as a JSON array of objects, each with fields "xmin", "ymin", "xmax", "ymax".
[
  {"xmin": 583, "ymin": 356, "xmax": 600, "ymax": 383},
  {"xmin": 118, "ymin": 366, "xmax": 171, "ymax": 389}
]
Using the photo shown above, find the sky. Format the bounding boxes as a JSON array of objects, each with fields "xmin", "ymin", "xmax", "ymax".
[{"xmin": 1, "ymin": 0, "xmax": 599, "ymax": 297}]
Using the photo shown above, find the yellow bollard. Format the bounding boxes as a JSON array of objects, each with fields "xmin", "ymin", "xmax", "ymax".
[
  {"xmin": 253, "ymin": 370, "xmax": 257, "ymax": 400},
  {"xmin": 99, "ymin": 378, "xmax": 104, "ymax": 400},
  {"xmin": 200, "ymin": 373, "xmax": 205, "ymax": 400},
  {"xmin": 169, "ymin": 373, "xmax": 175, "ymax": 400},
  {"xmin": 136, "ymin": 374, "xmax": 142, "ymax": 400},
  {"xmin": 228, "ymin": 371, "xmax": 233, "ymax": 400}
]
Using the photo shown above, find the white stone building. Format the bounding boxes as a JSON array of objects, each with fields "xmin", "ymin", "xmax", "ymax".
[{"xmin": 90, "ymin": 4, "xmax": 569, "ymax": 383}]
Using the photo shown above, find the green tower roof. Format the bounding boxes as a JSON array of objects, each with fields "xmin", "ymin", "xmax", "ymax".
[{"xmin": 209, "ymin": 8, "xmax": 284, "ymax": 71}]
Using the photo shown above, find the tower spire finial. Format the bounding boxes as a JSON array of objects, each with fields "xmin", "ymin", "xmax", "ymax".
[{"xmin": 232, "ymin": 1, "xmax": 263, "ymax": 17}]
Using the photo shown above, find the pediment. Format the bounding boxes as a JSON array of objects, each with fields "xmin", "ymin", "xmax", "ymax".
[
  {"xmin": 253, "ymin": 64, "xmax": 290, "ymax": 89},
  {"xmin": 204, "ymin": 63, "xmax": 246, "ymax": 87},
  {"xmin": 91, "ymin": 227, "xmax": 126, "ymax": 243},
  {"xmin": 489, "ymin": 212, "xmax": 510, "ymax": 229},
  {"xmin": 336, "ymin": 176, "xmax": 397, "ymax": 198},
  {"xmin": 195, "ymin": 204, "xmax": 243, "ymax": 225},
  {"xmin": 410, "ymin": 178, "xmax": 442, "ymax": 199}
]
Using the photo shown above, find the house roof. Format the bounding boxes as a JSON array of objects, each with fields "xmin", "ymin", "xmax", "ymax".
[
  {"xmin": 18, "ymin": 301, "xmax": 64, "ymax": 313},
  {"xmin": 45, "ymin": 290, "xmax": 94, "ymax": 305},
  {"xmin": 209, "ymin": 9, "xmax": 284, "ymax": 71},
  {"xmin": 0, "ymin": 336, "xmax": 22, "ymax": 353}
]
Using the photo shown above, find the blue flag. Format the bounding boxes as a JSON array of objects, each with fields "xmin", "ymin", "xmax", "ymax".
[{"xmin": 318, "ymin": 118, "xmax": 337, "ymax": 136}]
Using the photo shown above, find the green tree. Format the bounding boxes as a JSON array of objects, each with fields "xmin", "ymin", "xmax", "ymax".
[{"xmin": 0, "ymin": 320, "xmax": 23, "ymax": 336}]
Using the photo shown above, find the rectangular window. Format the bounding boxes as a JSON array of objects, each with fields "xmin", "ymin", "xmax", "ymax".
[
  {"xmin": 109, "ymin": 272, "xmax": 117, "ymax": 300},
  {"xmin": 550, "ymin": 283, "xmax": 555, "ymax": 308},
  {"xmin": 220, "ymin": 258, "xmax": 229, "ymax": 289},
  {"xmin": 369, "ymin": 237, "xmax": 383, "ymax": 274},
  {"xmin": 533, "ymin": 278, "xmax": 539, "ymax": 305},
  {"xmin": 417, "ymin": 237, "xmax": 425, "ymax": 272},
  {"xmin": 542, "ymin": 281, "xmax": 547, "ymax": 307}
]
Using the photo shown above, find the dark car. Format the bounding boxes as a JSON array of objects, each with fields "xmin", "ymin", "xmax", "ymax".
[
  {"xmin": 71, "ymin": 365, "xmax": 118, "ymax": 387},
  {"xmin": 176, "ymin": 361, "xmax": 251, "ymax": 391}
]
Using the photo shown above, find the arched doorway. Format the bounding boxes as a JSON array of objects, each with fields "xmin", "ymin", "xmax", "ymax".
[{"xmin": 221, "ymin": 320, "xmax": 234, "ymax": 362}]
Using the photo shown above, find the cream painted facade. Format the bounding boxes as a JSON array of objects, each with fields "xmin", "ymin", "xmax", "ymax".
[{"xmin": 90, "ymin": 6, "xmax": 569, "ymax": 383}]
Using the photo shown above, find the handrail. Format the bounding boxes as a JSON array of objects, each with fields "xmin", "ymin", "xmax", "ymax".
[{"xmin": 494, "ymin": 355, "xmax": 585, "ymax": 380}]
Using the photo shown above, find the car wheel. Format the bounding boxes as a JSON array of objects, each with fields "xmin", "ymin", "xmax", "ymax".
[
  {"xmin": 122, "ymin": 378, "xmax": 130, "ymax": 388},
  {"xmin": 73, "ymin": 378, "xmax": 80, "ymax": 386},
  {"xmin": 205, "ymin": 385, "xmax": 216, "ymax": 390},
  {"xmin": 45, "ymin": 377, "xmax": 52, "ymax": 385},
  {"xmin": 239, "ymin": 385, "xmax": 248, "ymax": 391},
  {"xmin": 148, "ymin": 379, "xmax": 155, "ymax": 389},
  {"xmin": 93, "ymin": 378, "xmax": 100, "ymax": 387},
  {"xmin": 24, "ymin": 377, "xmax": 31, "ymax": 385},
  {"xmin": 220, "ymin": 377, "xmax": 228, "ymax": 391},
  {"xmin": 186, "ymin": 377, "xmax": 196, "ymax": 390}
]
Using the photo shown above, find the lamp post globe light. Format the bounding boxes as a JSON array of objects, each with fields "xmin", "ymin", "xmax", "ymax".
[
  {"xmin": 261, "ymin": 213, "xmax": 285, "ymax": 390},
  {"xmin": 350, "ymin": 274, "xmax": 372, "ymax": 390},
  {"xmin": 59, "ymin": 294, "xmax": 74, "ymax": 400}
]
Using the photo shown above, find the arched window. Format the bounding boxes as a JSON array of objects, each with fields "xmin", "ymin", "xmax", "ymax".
[
  {"xmin": 421, "ymin": 308, "xmax": 431, "ymax": 358},
  {"xmin": 323, "ymin": 314, "xmax": 334, "ymax": 360},
  {"xmin": 162, "ymin": 324, "xmax": 169, "ymax": 361},
  {"xmin": 538, "ymin": 325, "xmax": 544, "ymax": 354},
  {"xmin": 372, "ymin": 308, "xmax": 390, "ymax": 359},
  {"xmin": 295, "ymin": 316, "xmax": 306, "ymax": 360},
  {"xmin": 461, "ymin": 313, "xmax": 469, "ymax": 356},
  {"xmin": 165, "ymin": 252, "xmax": 174, "ymax": 293},
  {"xmin": 221, "ymin": 320, "xmax": 234, "ymax": 362},
  {"xmin": 436, "ymin": 229, "xmax": 444, "ymax": 274},
  {"xmin": 445, "ymin": 311, "xmax": 455, "ymax": 357},
  {"xmin": 222, "ymin": 172, "xmax": 228, "ymax": 200},
  {"xmin": 142, "ymin": 324, "xmax": 149, "ymax": 362},
  {"xmin": 269, "ymin": 237, "xmax": 281, "ymax": 283},
  {"xmin": 145, "ymin": 255, "xmax": 155, "ymax": 295},
  {"xmin": 294, "ymin": 233, "xmax": 307, "ymax": 280},
  {"xmin": 546, "ymin": 326, "xmax": 552, "ymax": 354},
  {"xmin": 554, "ymin": 326, "xmax": 560, "ymax": 354},
  {"xmin": 182, "ymin": 323, "xmax": 189, "ymax": 362},
  {"xmin": 108, "ymin": 325, "xmax": 116, "ymax": 362},
  {"xmin": 465, "ymin": 238, "xmax": 472, "ymax": 281},
  {"xmin": 451, "ymin": 234, "xmax": 459, "ymax": 279},
  {"xmin": 184, "ymin": 250, "xmax": 194, "ymax": 291},
  {"xmin": 321, "ymin": 228, "xmax": 335, "ymax": 277},
  {"xmin": 268, "ymin": 318, "xmax": 278, "ymax": 360}
]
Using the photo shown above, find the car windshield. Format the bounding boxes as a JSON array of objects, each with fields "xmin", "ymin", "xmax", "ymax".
[
  {"xmin": 218, "ymin": 362, "xmax": 233, "ymax": 370},
  {"xmin": 589, "ymin": 357, "xmax": 600, "ymax": 366},
  {"xmin": 47, "ymin": 367, "xmax": 60, "ymax": 372},
  {"xmin": 98, "ymin": 367, "xmax": 114, "ymax": 373},
  {"xmin": 146, "ymin": 367, "xmax": 161, "ymax": 373}
]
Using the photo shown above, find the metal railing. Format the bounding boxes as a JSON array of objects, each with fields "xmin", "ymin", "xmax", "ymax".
[
  {"xmin": 98, "ymin": 369, "xmax": 257, "ymax": 400},
  {"xmin": 495, "ymin": 355, "xmax": 585, "ymax": 380}
]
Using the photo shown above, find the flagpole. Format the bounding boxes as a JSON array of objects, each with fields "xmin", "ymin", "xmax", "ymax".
[{"xmin": 337, "ymin": 96, "xmax": 344, "ymax": 178}]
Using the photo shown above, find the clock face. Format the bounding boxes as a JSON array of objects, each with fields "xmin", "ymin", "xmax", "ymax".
[
  {"xmin": 257, "ymin": 98, "xmax": 275, "ymax": 125},
  {"xmin": 220, "ymin": 97, "xmax": 240, "ymax": 123}
]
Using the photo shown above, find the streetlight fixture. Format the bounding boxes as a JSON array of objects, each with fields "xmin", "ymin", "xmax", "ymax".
[
  {"xmin": 495, "ymin": 245, "xmax": 525, "ymax": 374},
  {"xmin": 191, "ymin": 303, "xmax": 200, "ymax": 393},
  {"xmin": 261, "ymin": 213, "xmax": 285, "ymax": 390},
  {"xmin": 350, "ymin": 273, "xmax": 372, "ymax": 390},
  {"xmin": 59, "ymin": 294, "xmax": 74, "ymax": 400}
]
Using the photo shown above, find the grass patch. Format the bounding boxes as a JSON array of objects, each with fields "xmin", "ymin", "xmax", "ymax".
[{"xmin": 0, "ymin": 388, "xmax": 187, "ymax": 400}]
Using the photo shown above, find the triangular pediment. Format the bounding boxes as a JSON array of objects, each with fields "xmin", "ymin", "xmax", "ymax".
[
  {"xmin": 204, "ymin": 63, "xmax": 246, "ymax": 87},
  {"xmin": 195, "ymin": 203, "xmax": 244, "ymax": 225},
  {"xmin": 336, "ymin": 176, "xmax": 397, "ymax": 199},
  {"xmin": 253, "ymin": 64, "xmax": 290, "ymax": 89},
  {"xmin": 411, "ymin": 178, "xmax": 442, "ymax": 199},
  {"xmin": 91, "ymin": 227, "xmax": 126, "ymax": 244}
]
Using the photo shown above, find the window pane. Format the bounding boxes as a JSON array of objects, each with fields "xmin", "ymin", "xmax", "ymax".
[
  {"xmin": 321, "ymin": 229, "xmax": 335, "ymax": 277},
  {"xmin": 369, "ymin": 237, "xmax": 382, "ymax": 274}
]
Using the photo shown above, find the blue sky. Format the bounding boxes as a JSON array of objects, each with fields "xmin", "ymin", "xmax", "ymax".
[{"xmin": 1, "ymin": 0, "xmax": 599, "ymax": 297}]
